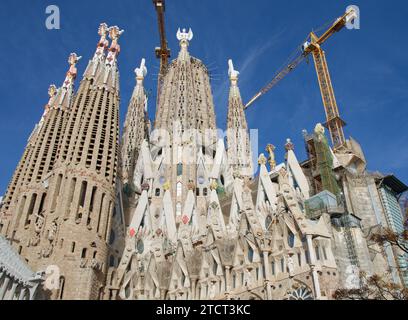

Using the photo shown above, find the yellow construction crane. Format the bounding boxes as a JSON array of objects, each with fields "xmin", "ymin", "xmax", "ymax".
[
  {"xmin": 244, "ymin": 7, "xmax": 358, "ymax": 148},
  {"xmin": 152, "ymin": 0, "xmax": 170, "ymax": 74},
  {"xmin": 152, "ymin": 0, "xmax": 171, "ymax": 110}
]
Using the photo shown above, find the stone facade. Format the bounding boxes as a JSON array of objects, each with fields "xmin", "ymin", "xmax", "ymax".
[{"xmin": 0, "ymin": 22, "xmax": 405, "ymax": 301}]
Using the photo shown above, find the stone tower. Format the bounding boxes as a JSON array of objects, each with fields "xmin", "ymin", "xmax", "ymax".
[
  {"xmin": 0, "ymin": 52, "xmax": 78, "ymax": 243},
  {"xmin": 149, "ymin": 28, "xmax": 219, "ymax": 208},
  {"xmin": 0, "ymin": 23, "xmax": 124, "ymax": 300},
  {"xmin": 226, "ymin": 59, "xmax": 253, "ymax": 177},
  {"xmin": 121, "ymin": 58, "xmax": 149, "ymax": 187},
  {"xmin": 120, "ymin": 59, "xmax": 149, "ymax": 225},
  {"xmin": 43, "ymin": 24, "xmax": 123, "ymax": 299}
]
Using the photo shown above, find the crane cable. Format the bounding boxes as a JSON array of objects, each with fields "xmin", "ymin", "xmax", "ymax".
[{"xmin": 244, "ymin": 17, "xmax": 337, "ymax": 109}]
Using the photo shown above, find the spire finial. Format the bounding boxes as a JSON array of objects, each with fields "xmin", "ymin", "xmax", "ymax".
[
  {"xmin": 109, "ymin": 26, "xmax": 125, "ymax": 42},
  {"xmin": 42, "ymin": 84, "xmax": 57, "ymax": 118},
  {"xmin": 176, "ymin": 27, "xmax": 193, "ymax": 44},
  {"xmin": 228, "ymin": 59, "xmax": 239, "ymax": 82},
  {"xmin": 135, "ymin": 58, "xmax": 147, "ymax": 80},
  {"xmin": 266, "ymin": 144, "xmax": 276, "ymax": 169},
  {"xmin": 48, "ymin": 84, "xmax": 57, "ymax": 99},
  {"xmin": 176, "ymin": 28, "xmax": 193, "ymax": 61},
  {"xmin": 44, "ymin": 84, "xmax": 57, "ymax": 111},
  {"xmin": 314, "ymin": 123, "xmax": 325, "ymax": 137},
  {"xmin": 94, "ymin": 23, "xmax": 109, "ymax": 59},
  {"xmin": 106, "ymin": 26, "xmax": 124, "ymax": 66},
  {"xmin": 68, "ymin": 52, "xmax": 81, "ymax": 68},
  {"xmin": 98, "ymin": 23, "xmax": 109, "ymax": 41},
  {"xmin": 285, "ymin": 138, "xmax": 294, "ymax": 151},
  {"xmin": 63, "ymin": 53, "xmax": 81, "ymax": 88}
]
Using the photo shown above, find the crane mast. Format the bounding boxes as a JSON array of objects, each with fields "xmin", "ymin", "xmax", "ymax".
[
  {"xmin": 153, "ymin": 0, "xmax": 170, "ymax": 73},
  {"xmin": 244, "ymin": 7, "xmax": 357, "ymax": 148},
  {"xmin": 152, "ymin": 0, "xmax": 171, "ymax": 110},
  {"xmin": 309, "ymin": 32, "xmax": 346, "ymax": 147}
]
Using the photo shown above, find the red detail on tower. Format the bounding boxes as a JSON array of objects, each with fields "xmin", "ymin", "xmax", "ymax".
[{"xmin": 182, "ymin": 215, "xmax": 189, "ymax": 225}]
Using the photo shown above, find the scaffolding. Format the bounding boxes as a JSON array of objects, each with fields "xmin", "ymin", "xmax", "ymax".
[
  {"xmin": 331, "ymin": 214, "xmax": 360, "ymax": 267},
  {"xmin": 314, "ymin": 131, "xmax": 341, "ymax": 198}
]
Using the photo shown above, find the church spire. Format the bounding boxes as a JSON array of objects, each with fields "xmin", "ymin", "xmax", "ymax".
[
  {"xmin": 84, "ymin": 23, "xmax": 109, "ymax": 79},
  {"xmin": 54, "ymin": 52, "xmax": 81, "ymax": 110},
  {"xmin": 101, "ymin": 26, "xmax": 124, "ymax": 91},
  {"xmin": 94, "ymin": 22, "xmax": 109, "ymax": 61},
  {"xmin": 226, "ymin": 59, "xmax": 253, "ymax": 177},
  {"xmin": 121, "ymin": 58, "xmax": 149, "ymax": 185},
  {"xmin": 106, "ymin": 26, "xmax": 124, "ymax": 67},
  {"xmin": 38, "ymin": 52, "xmax": 80, "ymax": 128}
]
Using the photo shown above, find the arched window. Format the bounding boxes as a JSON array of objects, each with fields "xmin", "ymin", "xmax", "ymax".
[
  {"xmin": 248, "ymin": 246, "xmax": 254, "ymax": 262},
  {"xmin": 305, "ymin": 250, "xmax": 310, "ymax": 264},
  {"xmin": 38, "ymin": 193, "xmax": 47, "ymax": 215},
  {"xmin": 109, "ymin": 255, "xmax": 115, "ymax": 267},
  {"xmin": 78, "ymin": 181, "xmax": 87, "ymax": 208},
  {"xmin": 288, "ymin": 230, "xmax": 295, "ymax": 248},
  {"xmin": 58, "ymin": 277, "xmax": 65, "ymax": 300},
  {"xmin": 177, "ymin": 163, "xmax": 183, "ymax": 176},
  {"xmin": 315, "ymin": 246, "xmax": 320, "ymax": 260},
  {"xmin": 265, "ymin": 215, "xmax": 272, "ymax": 229},
  {"xmin": 25, "ymin": 193, "xmax": 37, "ymax": 227},
  {"xmin": 89, "ymin": 186, "xmax": 97, "ymax": 212},
  {"xmin": 109, "ymin": 230, "xmax": 116, "ymax": 245},
  {"xmin": 322, "ymin": 246, "xmax": 328, "ymax": 260}
]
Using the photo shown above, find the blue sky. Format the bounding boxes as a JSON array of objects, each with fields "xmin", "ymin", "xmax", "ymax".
[{"xmin": 0, "ymin": 0, "xmax": 407, "ymax": 195}]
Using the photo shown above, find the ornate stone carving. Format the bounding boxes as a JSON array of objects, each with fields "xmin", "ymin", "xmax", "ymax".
[{"xmin": 266, "ymin": 144, "xmax": 276, "ymax": 169}]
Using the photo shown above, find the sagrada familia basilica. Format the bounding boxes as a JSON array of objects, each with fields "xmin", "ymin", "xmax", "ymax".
[{"xmin": 0, "ymin": 15, "xmax": 407, "ymax": 300}]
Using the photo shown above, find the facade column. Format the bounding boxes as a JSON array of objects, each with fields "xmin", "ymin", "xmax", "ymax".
[
  {"xmin": 18, "ymin": 287, "xmax": 27, "ymax": 300},
  {"xmin": 0, "ymin": 276, "xmax": 10, "ymax": 299},
  {"xmin": 7, "ymin": 280, "xmax": 18, "ymax": 300},
  {"xmin": 225, "ymin": 266, "xmax": 231, "ymax": 293},
  {"xmin": 306, "ymin": 234, "xmax": 321, "ymax": 299},
  {"xmin": 28, "ymin": 284, "xmax": 38, "ymax": 300},
  {"xmin": 191, "ymin": 277, "xmax": 197, "ymax": 300},
  {"xmin": 262, "ymin": 251, "xmax": 272, "ymax": 300}
]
